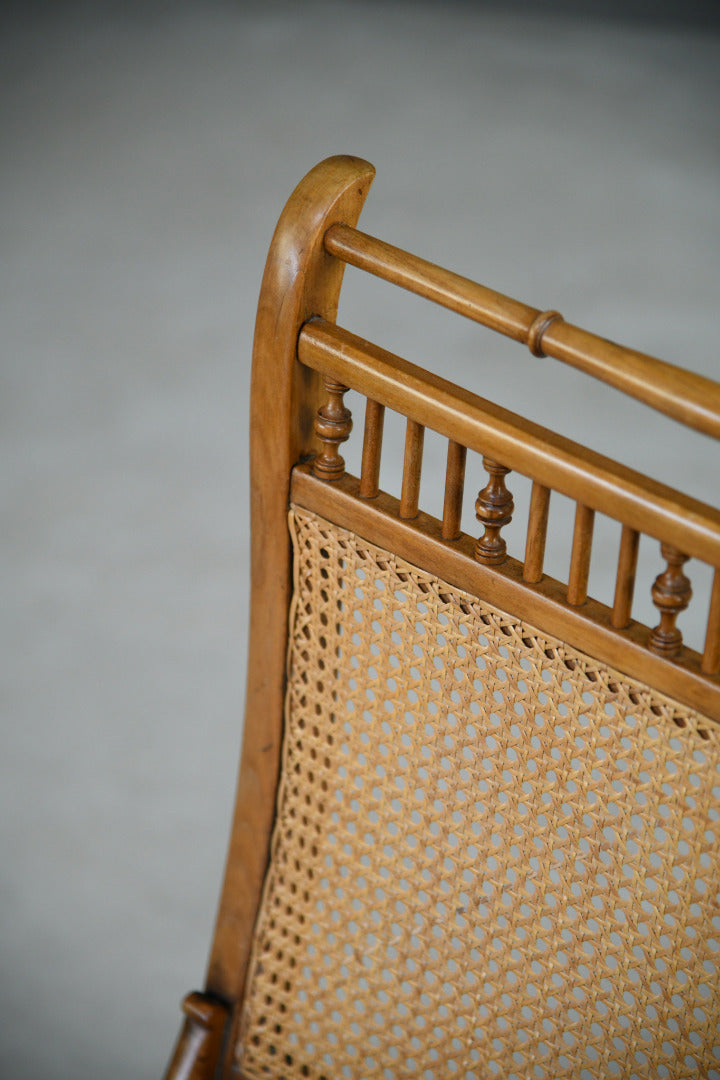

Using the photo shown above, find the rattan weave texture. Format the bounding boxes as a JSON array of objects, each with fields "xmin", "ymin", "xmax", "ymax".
[{"xmin": 236, "ymin": 507, "xmax": 720, "ymax": 1080}]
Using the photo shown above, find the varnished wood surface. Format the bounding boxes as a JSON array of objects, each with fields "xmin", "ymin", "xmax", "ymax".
[
  {"xmin": 400, "ymin": 419, "xmax": 424, "ymax": 519},
  {"xmin": 324, "ymin": 222, "xmax": 720, "ymax": 440},
  {"xmin": 359, "ymin": 399, "xmax": 384, "ymax": 499},
  {"xmin": 291, "ymin": 464, "xmax": 720, "ymax": 722},
  {"xmin": 298, "ymin": 318, "xmax": 720, "ymax": 568},
  {"xmin": 567, "ymin": 503, "xmax": 595, "ymax": 606},
  {"xmin": 523, "ymin": 482, "xmax": 550, "ymax": 584},
  {"xmin": 442, "ymin": 440, "xmax": 466, "ymax": 541},
  {"xmin": 703, "ymin": 570, "xmax": 720, "ymax": 675},
  {"xmin": 313, "ymin": 377, "xmax": 353, "ymax": 480},
  {"xmin": 649, "ymin": 545, "xmax": 692, "ymax": 658},
  {"xmin": 192, "ymin": 156, "xmax": 375, "ymax": 1069},
  {"xmin": 474, "ymin": 458, "xmax": 514, "ymax": 566},
  {"xmin": 612, "ymin": 525, "xmax": 640, "ymax": 630},
  {"xmin": 163, "ymin": 992, "xmax": 228, "ymax": 1080}
]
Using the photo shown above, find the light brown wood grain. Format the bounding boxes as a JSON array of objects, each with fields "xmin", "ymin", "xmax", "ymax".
[
  {"xmin": 162, "ymin": 157, "xmax": 377, "ymax": 1080},
  {"xmin": 359, "ymin": 399, "xmax": 385, "ymax": 498},
  {"xmin": 400, "ymin": 419, "xmax": 424, "ymax": 519},
  {"xmin": 298, "ymin": 318, "xmax": 720, "ymax": 567},
  {"xmin": 703, "ymin": 569, "xmax": 720, "ymax": 675},
  {"xmin": 523, "ymin": 482, "xmax": 550, "ymax": 584},
  {"xmin": 612, "ymin": 525, "xmax": 640, "ymax": 629},
  {"xmin": 567, "ymin": 503, "xmax": 595, "ymax": 606},
  {"xmin": 442, "ymin": 440, "xmax": 467, "ymax": 540},
  {"xmin": 324, "ymin": 223, "xmax": 720, "ymax": 440}
]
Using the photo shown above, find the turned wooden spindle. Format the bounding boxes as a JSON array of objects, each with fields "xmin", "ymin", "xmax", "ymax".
[
  {"xmin": 649, "ymin": 543, "xmax": 692, "ymax": 658},
  {"xmin": 399, "ymin": 419, "xmax": 425, "ymax": 519},
  {"xmin": 699, "ymin": 570, "xmax": 720, "ymax": 669},
  {"xmin": 702, "ymin": 569, "xmax": 720, "ymax": 675},
  {"xmin": 567, "ymin": 503, "xmax": 595, "ymax": 606},
  {"xmin": 313, "ymin": 377, "xmax": 353, "ymax": 480},
  {"xmin": 359, "ymin": 398, "xmax": 385, "ymax": 498},
  {"xmin": 475, "ymin": 458, "xmax": 514, "ymax": 565},
  {"xmin": 442, "ymin": 440, "xmax": 467, "ymax": 540},
  {"xmin": 612, "ymin": 525, "xmax": 640, "ymax": 629},
  {"xmin": 523, "ymin": 481, "xmax": 550, "ymax": 583}
]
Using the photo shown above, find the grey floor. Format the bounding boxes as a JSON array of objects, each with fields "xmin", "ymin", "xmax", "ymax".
[{"xmin": 2, "ymin": 2, "xmax": 719, "ymax": 1077}]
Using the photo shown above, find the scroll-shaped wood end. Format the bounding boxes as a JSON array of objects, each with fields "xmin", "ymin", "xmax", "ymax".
[
  {"xmin": 475, "ymin": 458, "xmax": 514, "ymax": 565},
  {"xmin": 649, "ymin": 544, "xmax": 691, "ymax": 659},
  {"xmin": 163, "ymin": 991, "xmax": 229, "ymax": 1080}
]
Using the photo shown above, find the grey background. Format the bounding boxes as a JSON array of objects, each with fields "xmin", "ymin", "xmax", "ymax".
[{"xmin": 2, "ymin": 2, "xmax": 719, "ymax": 1077}]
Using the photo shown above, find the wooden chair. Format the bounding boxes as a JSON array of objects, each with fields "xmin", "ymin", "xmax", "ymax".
[{"xmin": 164, "ymin": 156, "xmax": 720, "ymax": 1080}]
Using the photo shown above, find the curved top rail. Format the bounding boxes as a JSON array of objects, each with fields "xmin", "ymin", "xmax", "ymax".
[{"xmin": 324, "ymin": 222, "xmax": 720, "ymax": 441}]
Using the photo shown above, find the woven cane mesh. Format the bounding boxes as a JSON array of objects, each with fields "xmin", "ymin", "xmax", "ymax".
[{"xmin": 235, "ymin": 506, "xmax": 720, "ymax": 1080}]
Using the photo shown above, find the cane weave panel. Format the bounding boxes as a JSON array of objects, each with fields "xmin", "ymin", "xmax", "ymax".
[{"xmin": 236, "ymin": 506, "xmax": 720, "ymax": 1080}]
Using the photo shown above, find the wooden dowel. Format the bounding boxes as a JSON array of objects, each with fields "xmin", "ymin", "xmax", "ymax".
[
  {"xmin": 702, "ymin": 569, "xmax": 720, "ymax": 675},
  {"xmin": 523, "ymin": 483, "xmax": 551, "ymax": 583},
  {"xmin": 441, "ymin": 441, "xmax": 466, "ymax": 540},
  {"xmin": 324, "ymin": 223, "xmax": 720, "ymax": 440},
  {"xmin": 568, "ymin": 504, "xmax": 595, "ymax": 606},
  {"xmin": 400, "ymin": 420, "xmax": 424, "ymax": 519},
  {"xmin": 359, "ymin": 399, "xmax": 385, "ymax": 498},
  {"xmin": 298, "ymin": 320, "xmax": 720, "ymax": 568},
  {"xmin": 612, "ymin": 525, "xmax": 640, "ymax": 629},
  {"xmin": 325, "ymin": 223, "xmax": 532, "ymax": 343}
]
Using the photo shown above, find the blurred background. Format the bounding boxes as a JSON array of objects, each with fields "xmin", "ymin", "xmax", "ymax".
[{"xmin": 2, "ymin": 1, "xmax": 719, "ymax": 1077}]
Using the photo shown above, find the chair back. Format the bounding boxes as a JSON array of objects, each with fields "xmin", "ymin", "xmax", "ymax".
[{"xmin": 165, "ymin": 156, "xmax": 720, "ymax": 1080}]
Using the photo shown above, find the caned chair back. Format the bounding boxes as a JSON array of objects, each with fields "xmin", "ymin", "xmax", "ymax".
[{"xmin": 164, "ymin": 157, "xmax": 720, "ymax": 1080}]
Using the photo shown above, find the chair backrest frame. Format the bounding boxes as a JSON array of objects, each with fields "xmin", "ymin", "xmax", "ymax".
[{"xmin": 163, "ymin": 156, "xmax": 720, "ymax": 1080}]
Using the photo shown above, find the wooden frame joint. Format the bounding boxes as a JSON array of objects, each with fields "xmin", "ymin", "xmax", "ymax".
[{"xmin": 527, "ymin": 309, "xmax": 564, "ymax": 358}]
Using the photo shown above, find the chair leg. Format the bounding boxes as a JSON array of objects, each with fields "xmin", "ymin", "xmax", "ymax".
[{"xmin": 163, "ymin": 990, "xmax": 228, "ymax": 1080}]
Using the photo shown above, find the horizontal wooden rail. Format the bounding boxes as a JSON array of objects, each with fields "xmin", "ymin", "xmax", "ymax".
[
  {"xmin": 324, "ymin": 223, "xmax": 720, "ymax": 441},
  {"xmin": 298, "ymin": 318, "xmax": 720, "ymax": 567},
  {"xmin": 291, "ymin": 465, "xmax": 720, "ymax": 722}
]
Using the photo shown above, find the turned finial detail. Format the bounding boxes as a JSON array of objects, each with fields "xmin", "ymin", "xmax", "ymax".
[
  {"xmin": 313, "ymin": 377, "xmax": 353, "ymax": 480},
  {"xmin": 649, "ymin": 544, "xmax": 691, "ymax": 658},
  {"xmin": 475, "ymin": 458, "xmax": 514, "ymax": 565}
]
